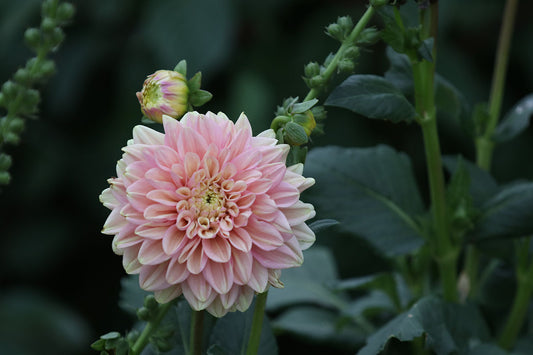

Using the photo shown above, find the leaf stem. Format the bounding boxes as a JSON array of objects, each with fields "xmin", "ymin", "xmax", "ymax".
[
  {"xmin": 189, "ymin": 310, "xmax": 204, "ymax": 355},
  {"xmin": 245, "ymin": 291, "xmax": 269, "ymax": 355},
  {"xmin": 412, "ymin": 2, "xmax": 458, "ymax": 302},
  {"xmin": 475, "ymin": 0, "xmax": 519, "ymax": 171},
  {"xmin": 304, "ymin": 5, "xmax": 376, "ymax": 101},
  {"xmin": 498, "ymin": 238, "xmax": 533, "ymax": 349},
  {"xmin": 130, "ymin": 301, "xmax": 174, "ymax": 355}
]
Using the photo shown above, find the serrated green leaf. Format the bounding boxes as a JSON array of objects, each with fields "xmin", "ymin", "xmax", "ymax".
[
  {"xmin": 493, "ymin": 93, "xmax": 533, "ymax": 143},
  {"xmin": 471, "ymin": 182, "xmax": 533, "ymax": 241},
  {"xmin": 291, "ymin": 98, "xmax": 318, "ymax": 114},
  {"xmin": 118, "ymin": 275, "xmax": 150, "ymax": 316},
  {"xmin": 272, "ymin": 307, "xmax": 366, "ymax": 348},
  {"xmin": 304, "ymin": 145, "xmax": 425, "ymax": 256},
  {"xmin": 267, "ymin": 247, "xmax": 346, "ymax": 311},
  {"xmin": 209, "ymin": 301, "xmax": 277, "ymax": 355},
  {"xmin": 358, "ymin": 296, "xmax": 490, "ymax": 355},
  {"xmin": 325, "ymin": 75, "xmax": 416, "ymax": 123}
]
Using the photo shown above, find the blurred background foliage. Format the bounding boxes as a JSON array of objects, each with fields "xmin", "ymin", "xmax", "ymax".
[{"xmin": 0, "ymin": 0, "xmax": 532, "ymax": 354}]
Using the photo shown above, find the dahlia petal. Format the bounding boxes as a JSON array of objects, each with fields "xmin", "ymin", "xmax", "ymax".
[
  {"xmin": 114, "ymin": 229, "xmax": 142, "ymax": 249},
  {"xmin": 162, "ymin": 226, "xmax": 187, "ymax": 255},
  {"xmin": 228, "ymin": 228, "xmax": 252, "ymax": 252},
  {"xmin": 232, "ymin": 249, "xmax": 253, "ymax": 285},
  {"xmin": 162, "ymin": 116, "xmax": 182, "ymax": 150},
  {"xmin": 251, "ymin": 194, "xmax": 278, "ymax": 220},
  {"xmin": 292, "ymin": 222, "xmax": 316, "ymax": 250},
  {"xmin": 204, "ymin": 261, "xmax": 234, "ymax": 294},
  {"xmin": 183, "ymin": 275, "xmax": 216, "ymax": 310},
  {"xmin": 154, "ymin": 146, "xmax": 180, "ymax": 171},
  {"xmin": 120, "ymin": 204, "xmax": 146, "ymax": 225},
  {"xmin": 234, "ymin": 169, "xmax": 262, "ymax": 183},
  {"xmin": 236, "ymin": 193, "xmax": 255, "ymax": 209},
  {"xmin": 133, "ymin": 125, "xmax": 165, "ymax": 145},
  {"xmin": 234, "ymin": 210, "xmax": 252, "ymax": 228},
  {"xmin": 268, "ymin": 269, "xmax": 284, "ymax": 288},
  {"xmin": 253, "ymin": 237, "xmax": 303, "ymax": 269},
  {"xmin": 282, "ymin": 201, "xmax": 316, "ymax": 225},
  {"xmin": 231, "ymin": 149, "xmax": 261, "ymax": 172},
  {"xmin": 259, "ymin": 144, "xmax": 289, "ymax": 164},
  {"xmin": 203, "ymin": 237, "xmax": 231, "ymax": 263},
  {"xmin": 220, "ymin": 286, "xmax": 240, "ymax": 309},
  {"xmin": 125, "ymin": 160, "xmax": 152, "ymax": 181},
  {"xmin": 235, "ymin": 286, "xmax": 255, "ymax": 312},
  {"xmin": 166, "ymin": 257, "xmax": 190, "ymax": 284},
  {"xmin": 146, "ymin": 189, "xmax": 179, "ymax": 206},
  {"xmin": 178, "ymin": 126, "xmax": 208, "ymax": 160},
  {"xmin": 138, "ymin": 240, "xmax": 169, "ymax": 265},
  {"xmin": 269, "ymin": 181, "xmax": 300, "ymax": 208},
  {"xmin": 206, "ymin": 297, "xmax": 229, "ymax": 318},
  {"xmin": 246, "ymin": 178, "xmax": 273, "ymax": 194},
  {"xmin": 235, "ymin": 113, "xmax": 253, "ymax": 138},
  {"xmin": 184, "ymin": 152, "xmax": 201, "ymax": 179},
  {"xmin": 256, "ymin": 128, "xmax": 276, "ymax": 139},
  {"xmin": 102, "ymin": 208, "xmax": 127, "ymax": 235},
  {"xmin": 135, "ymin": 224, "xmax": 167, "ymax": 240},
  {"xmin": 144, "ymin": 203, "xmax": 178, "ymax": 222},
  {"xmin": 122, "ymin": 245, "xmax": 142, "ymax": 274},
  {"xmin": 220, "ymin": 163, "xmax": 237, "ymax": 180},
  {"xmin": 145, "ymin": 168, "xmax": 175, "ymax": 191},
  {"xmin": 154, "ymin": 284, "xmax": 182, "ymax": 303},
  {"xmin": 247, "ymin": 219, "xmax": 284, "ymax": 251},
  {"xmin": 100, "ymin": 187, "xmax": 118, "ymax": 209},
  {"xmin": 260, "ymin": 162, "xmax": 286, "ymax": 189},
  {"xmin": 186, "ymin": 242, "xmax": 208, "ymax": 274},
  {"xmin": 271, "ymin": 210, "xmax": 292, "ymax": 234},
  {"xmin": 287, "ymin": 163, "xmax": 304, "ymax": 175},
  {"xmin": 248, "ymin": 260, "xmax": 269, "ymax": 293},
  {"xmin": 139, "ymin": 263, "xmax": 169, "ymax": 291},
  {"xmin": 127, "ymin": 179, "xmax": 154, "ymax": 211}
]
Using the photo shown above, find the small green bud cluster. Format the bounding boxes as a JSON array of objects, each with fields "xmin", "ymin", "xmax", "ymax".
[
  {"xmin": 0, "ymin": 0, "xmax": 74, "ymax": 186},
  {"xmin": 91, "ymin": 331, "xmax": 130, "ymax": 355},
  {"xmin": 326, "ymin": 16, "xmax": 354, "ymax": 42}
]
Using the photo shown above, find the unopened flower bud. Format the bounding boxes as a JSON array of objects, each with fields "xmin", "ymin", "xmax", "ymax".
[
  {"xmin": 338, "ymin": 59, "xmax": 355, "ymax": 73},
  {"xmin": 293, "ymin": 111, "xmax": 316, "ymax": 136},
  {"xmin": 284, "ymin": 121, "xmax": 309, "ymax": 146},
  {"xmin": 41, "ymin": 17, "xmax": 56, "ymax": 33},
  {"xmin": 136, "ymin": 70, "xmax": 189, "ymax": 123},
  {"xmin": 56, "ymin": 3, "xmax": 75, "ymax": 23},
  {"xmin": 357, "ymin": 28, "xmax": 381, "ymax": 46},
  {"xmin": 309, "ymin": 75, "xmax": 325, "ymax": 89},
  {"xmin": 326, "ymin": 23, "xmax": 343, "ymax": 41},
  {"xmin": 336, "ymin": 16, "xmax": 353, "ymax": 32},
  {"xmin": 304, "ymin": 62, "xmax": 320, "ymax": 78},
  {"xmin": 24, "ymin": 28, "xmax": 41, "ymax": 50}
]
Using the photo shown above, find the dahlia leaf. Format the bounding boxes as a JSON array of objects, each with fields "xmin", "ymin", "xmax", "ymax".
[
  {"xmin": 305, "ymin": 145, "xmax": 425, "ymax": 256},
  {"xmin": 493, "ymin": 93, "xmax": 533, "ymax": 143},
  {"xmin": 358, "ymin": 296, "xmax": 490, "ymax": 355},
  {"xmin": 325, "ymin": 74, "xmax": 416, "ymax": 123},
  {"xmin": 470, "ymin": 181, "xmax": 533, "ymax": 241},
  {"xmin": 209, "ymin": 301, "xmax": 278, "ymax": 355}
]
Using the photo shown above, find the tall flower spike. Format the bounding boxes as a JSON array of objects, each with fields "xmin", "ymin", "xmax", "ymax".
[
  {"xmin": 136, "ymin": 70, "xmax": 189, "ymax": 123},
  {"xmin": 100, "ymin": 112, "xmax": 316, "ymax": 317}
]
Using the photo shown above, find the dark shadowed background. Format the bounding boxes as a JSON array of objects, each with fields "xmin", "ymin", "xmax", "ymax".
[{"xmin": 0, "ymin": 0, "xmax": 532, "ymax": 354}]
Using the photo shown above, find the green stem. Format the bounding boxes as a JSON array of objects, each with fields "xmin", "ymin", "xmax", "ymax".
[
  {"xmin": 189, "ymin": 310, "xmax": 204, "ymax": 355},
  {"xmin": 498, "ymin": 239, "xmax": 533, "ymax": 350},
  {"xmin": 130, "ymin": 301, "xmax": 174, "ymax": 355},
  {"xmin": 245, "ymin": 291, "xmax": 269, "ymax": 355},
  {"xmin": 464, "ymin": 246, "xmax": 480, "ymax": 299},
  {"xmin": 412, "ymin": 3, "xmax": 458, "ymax": 303},
  {"xmin": 475, "ymin": 0, "xmax": 519, "ymax": 171},
  {"xmin": 303, "ymin": 5, "xmax": 376, "ymax": 101}
]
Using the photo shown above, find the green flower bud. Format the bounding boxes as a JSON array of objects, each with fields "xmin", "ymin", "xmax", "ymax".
[
  {"xmin": 2, "ymin": 81, "xmax": 18, "ymax": 99},
  {"xmin": 143, "ymin": 295, "xmax": 158, "ymax": 310},
  {"xmin": 49, "ymin": 27, "xmax": 65, "ymax": 48},
  {"xmin": 357, "ymin": 28, "xmax": 381, "ymax": 46},
  {"xmin": 39, "ymin": 59, "xmax": 56, "ymax": 78},
  {"xmin": 136, "ymin": 306, "xmax": 151, "ymax": 321},
  {"xmin": 126, "ymin": 330, "xmax": 140, "ymax": 345},
  {"xmin": 309, "ymin": 75, "xmax": 325, "ymax": 89},
  {"xmin": 284, "ymin": 121, "xmax": 308, "ymax": 146},
  {"xmin": 14, "ymin": 69, "xmax": 31, "ymax": 84},
  {"xmin": 137, "ymin": 70, "xmax": 189, "ymax": 123},
  {"xmin": 304, "ymin": 62, "xmax": 320, "ymax": 78},
  {"xmin": 0, "ymin": 93, "xmax": 5, "ymax": 108},
  {"xmin": 41, "ymin": 17, "xmax": 56, "ymax": 33},
  {"xmin": 293, "ymin": 111, "xmax": 316, "ymax": 136},
  {"xmin": 4, "ymin": 132, "xmax": 20, "ymax": 145},
  {"xmin": 271, "ymin": 115, "xmax": 290, "ymax": 131},
  {"xmin": 24, "ymin": 28, "xmax": 41, "ymax": 50},
  {"xmin": 326, "ymin": 23, "xmax": 343, "ymax": 41},
  {"xmin": 56, "ymin": 3, "xmax": 75, "ymax": 23},
  {"xmin": 343, "ymin": 45, "xmax": 360, "ymax": 60},
  {"xmin": 338, "ymin": 59, "xmax": 355, "ymax": 73},
  {"xmin": 8, "ymin": 118, "xmax": 25, "ymax": 134},
  {"xmin": 337, "ymin": 16, "xmax": 353, "ymax": 32},
  {"xmin": 0, "ymin": 171, "xmax": 11, "ymax": 185},
  {"xmin": 0, "ymin": 154, "xmax": 12, "ymax": 170}
]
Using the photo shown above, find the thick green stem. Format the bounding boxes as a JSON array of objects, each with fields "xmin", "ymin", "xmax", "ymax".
[
  {"xmin": 304, "ymin": 5, "xmax": 376, "ymax": 101},
  {"xmin": 475, "ymin": 0, "xmax": 519, "ymax": 171},
  {"xmin": 245, "ymin": 291, "xmax": 268, "ymax": 355},
  {"xmin": 130, "ymin": 301, "xmax": 174, "ymax": 355},
  {"xmin": 413, "ymin": 3, "xmax": 458, "ymax": 302},
  {"xmin": 498, "ymin": 240, "xmax": 533, "ymax": 350},
  {"xmin": 189, "ymin": 310, "xmax": 204, "ymax": 355}
]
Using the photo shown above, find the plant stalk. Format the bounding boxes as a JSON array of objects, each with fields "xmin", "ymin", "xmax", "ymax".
[
  {"xmin": 304, "ymin": 5, "xmax": 376, "ymax": 101},
  {"xmin": 245, "ymin": 291, "xmax": 269, "ymax": 355},
  {"xmin": 413, "ymin": 2, "xmax": 458, "ymax": 302},
  {"xmin": 130, "ymin": 301, "xmax": 174, "ymax": 355},
  {"xmin": 189, "ymin": 310, "xmax": 204, "ymax": 355}
]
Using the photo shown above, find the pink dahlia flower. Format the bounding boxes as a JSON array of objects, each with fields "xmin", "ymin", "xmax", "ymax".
[{"xmin": 99, "ymin": 112, "xmax": 315, "ymax": 317}]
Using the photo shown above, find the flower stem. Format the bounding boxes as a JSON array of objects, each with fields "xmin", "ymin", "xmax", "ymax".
[
  {"xmin": 304, "ymin": 5, "xmax": 376, "ymax": 102},
  {"xmin": 475, "ymin": 0, "xmax": 519, "ymax": 171},
  {"xmin": 189, "ymin": 310, "xmax": 204, "ymax": 355},
  {"xmin": 130, "ymin": 301, "xmax": 174, "ymax": 355},
  {"xmin": 499, "ymin": 238, "xmax": 533, "ymax": 350},
  {"xmin": 412, "ymin": 2, "xmax": 458, "ymax": 303},
  {"xmin": 245, "ymin": 291, "xmax": 269, "ymax": 355}
]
